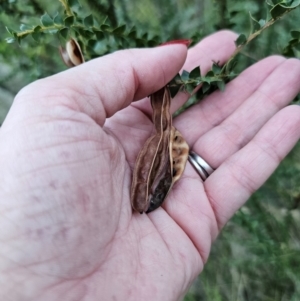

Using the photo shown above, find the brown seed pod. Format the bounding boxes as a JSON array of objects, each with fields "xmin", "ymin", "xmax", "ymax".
[
  {"xmin": 59, "ymin": 38, "xmax": 85, "ymax": 67},
  {"xmin": 170, "ymin": 127, "xmax": 189, "ymax": 184},
  {"xmin": 131, "ymin": 86, "xmax": 189, "ymax": 213}
]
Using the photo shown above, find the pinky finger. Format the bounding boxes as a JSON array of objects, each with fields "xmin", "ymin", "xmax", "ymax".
[{"xmin": 204, "ymin": 105, "xmax": 300, "ymax": 229}]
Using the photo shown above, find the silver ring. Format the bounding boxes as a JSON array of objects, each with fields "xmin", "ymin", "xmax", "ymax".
[{"xmin": 188, "ymin": 151, "xmax": 214, "ymax": 181}]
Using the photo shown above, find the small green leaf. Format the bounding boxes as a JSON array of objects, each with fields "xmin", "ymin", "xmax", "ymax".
[
  {"xmin": 95, "ymin": 30, "xmax": 104, "ymax": 40},
  {"xmin": 142, "ymin": 33, "xmax": 148, "ymax": 40},
  {"xmin": 249, "ymin": 12, "xmax": 260, "ymax": 32},
  {"xmin": 128, "ymin": 30, "xmax": 137, "ymax": 39},
  {"xmin": 269, "ymin": 0, "xmax": 283, "ymax": 5},
  {"xmin": 87, "ymin": 39, "xmax": 97, "ymax": 48},
  {"xmin": 289, "ymin": 38, "xmax": 300, "ymax": 46},
  {"xmin": 119, "ymin": 37, "xmax": 130, "ymax": 48},
  {"xmin": 265, "ymin": 0, "xmax": 274, "ymax": 6},
  {"xmin": 201, "ymin": 77, "xmax": 210, "ymax": 84},
  {"xmin": 113, "ymin": 24, "xmax": 126, "ymax": 35},
  {"xmin": 77, "ymin": 28, "xmax": 94, "ymax": 39},
  {"xmin": 217, "ymin": 80, "xmax": 226, "ymax": 91},
  {"xmin": 229, "ymin": 10, "xmax": 239, "ymax": 17},
  {"xmin": 128, "ymin": 26, "xmax": 137, "ymax": 39},
  {"xmin": 136, "ymin": 38, "xmax": 145, "ymax": 47},
  {"xmin": 283, "ymin": 46, "xmax": 295, "ymax": 57},
  {"xmin": 270, "ymin": 4, "xmax": 288, "ymax": 19},
  {"xmin": 295, "ymin": 43, "xmax": 300, "ymax": 51},
  {"xmin": 196, "ymin": 89, "xmax": 204, "ymax": 100},
  {"xmin": 5, "ymin": 37, "xmax": 15, "ymax": 43},
  {"xmin": 45, "ymin": 28, "xmax": 58, "ymax": 34},
  {"xmin": 291, "ymin": 30, "xmax": 300, "ymax": 39},
  {"xmin": 212, "ymin": 63, "xmax": 222, "ymax": 74},
  {"xmin": 64, "ymin": 16, "xmax": 74, "ymax": 27},
  {"xmin": 59, "ymin": 28, "xmax": 69, "ymax": 39},
  {"xmin": 196, "ymin": 78, "xmax": 203, "ymax": 85},
  {"xmin": 292, "ymin": 0, "xmax": 300, "ymax": 7},
  {"xmin": 84, "ymin": 14, "xmax": 94, "ymax": 27},
  {"xmin": 170, "ymin": 73, "xmax": 182, "ymax": 85},
  {"xmin": 185, "ymin": 83, "xmax": 195, "ymax": 94},
  {"xmin": 151, "ymin": 35, "xmax": 160, "ymax": 44},
  {"xmin": 33, "ymin": 25, "xmax": 41, "ymax": 32},
  {"xmin": 41, "ymin": 12, "xmax": 54, "ymax": 27},
  {"xmin": 20, "ymin": 32, "xmax": 30, "ymax": 39},
  {"xmin": 32, "ymin": 31, "xmax": 42, "ymax": 42},
  {"xmin": 235, "ymin": 34, "xmax": 247, "ymax": 46},
  {"xmin": 147, "ymin": 39, "xmax": 157, "ymax": 47},
  {"xmin": 169, "ymin": 85, "xmax": 181, "ymax": 98},
  {"xmin": 69, "ymin": 0, "xmax": 81, "ymax": 8},
  {"xmin": 100, "ymin": 24, "xmax": 110, "ymax": 31},
  {"xmin": 258, "ymin": 19, "xmax": 266, "ymax": 27},
  {"xmin": 181, "ymin": 70, "xmax": 189, "ymax": 81},
  {"xmin": 206, "ymin": 70, "xmax": 215, "ymax": 78},
  {"xmin": 202, "ymin": 82, "xmax": 211, "ymax": 93},
  {"xmin": 280, "ymin": 0, "xmax": 300, "ymax": 8},
  {"xmin": 226, "ymin": 58, "xmax": 237, "ymax": 72},
  {"xmin": 20, "ymin": 24, "xmax": 32, "ymax": 31},
  {"xmin": 189, "ymin": 66, "xmax": 201, "ymax": 79},
  {"xmin": 101, "ymin": 15, "xmax": 108, "ymax": 25},
  {"xmin": 16, "ymin": 35, "xmax": 26, "ymax": 45},
  {"xmin": 32, "ymin": 26, "xmax": 42, "ymax": 41},
  {"xmin": 5, "ymin": 27, "xmax": 14, "ymax": 35},
  {"xmin": 54, "ymin": 12, "xmax": 63, "ymax": 25}
]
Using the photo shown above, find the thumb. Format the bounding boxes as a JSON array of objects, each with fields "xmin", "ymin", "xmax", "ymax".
[{"xmin": 15, "ymin": 43, "xmax": 188, "ymax": 126}]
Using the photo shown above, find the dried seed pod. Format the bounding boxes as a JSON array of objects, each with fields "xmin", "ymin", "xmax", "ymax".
[
  {"xmin": 170, "ymin": 127, "xmax": 189, "ymax": 183},
  {"xmin": 131, "ymin": 87, "xmax": 172, "ymax": 213},
  {"xmin": 131, "ymin": 86, "xmax": 189, "ymax": 213},
  {"xmin": 59, "ymin": 38, "xmax": 85, "ymax": 67},
  {"xmin": 130, "ymin": 134, "xmax": 162, "ymax": 213},
  {"xmin": 146, "ymin": 127, "xmax": 189, "ymax": 213}
]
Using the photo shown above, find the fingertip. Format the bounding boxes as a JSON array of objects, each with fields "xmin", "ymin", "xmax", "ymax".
[
  {"xmin": 39, "ymin": 45, "xmax": 188, "ymax": 124},
  {"xmin": 191, "ymin": 30, "xmax": 238, "ymax": 51},
  {"xmin": 130, "ymin": 44, "xmax": 188, "ymax": 100}
]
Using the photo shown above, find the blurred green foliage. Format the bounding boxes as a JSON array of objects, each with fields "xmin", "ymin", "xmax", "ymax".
[
  {"xmin": 0, "ymin": 0, "xmax": 300, "ymax": 300},
  {"xmin": 1, "ymin": 0, "xmax": 300, "ymax": 98},
  {"xmin": 188, "ymin": 142, "xmax": 300, "ymax": 301}
]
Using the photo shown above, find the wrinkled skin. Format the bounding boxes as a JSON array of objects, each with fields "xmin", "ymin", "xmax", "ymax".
[{"xmin": 1, "ymin": 31, "xmax": 300, "ymax": 301}]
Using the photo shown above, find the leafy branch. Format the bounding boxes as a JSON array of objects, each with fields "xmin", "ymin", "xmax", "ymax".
[
  {"xmin": 223, "ymin": 0, "xmax": 300, "ymax": 73},
  {"xmin": 168, "ymin": 0, "xmax": 300, "ymax": 102},
  {"xmin": 4, "ymin": 0, "xmax": 300, "ymax": 100},
  {"xmin": 282, "ymin": 30, "xmax": 300, "ymax": 57},
  {"xmin": 5, "ymin": 0, "xmax": 160, "ymax": 59}
]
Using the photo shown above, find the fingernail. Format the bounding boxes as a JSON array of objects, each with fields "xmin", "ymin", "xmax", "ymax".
[{"xmin": 159, "ymin": 39, "xmax": 192, "ymax": 47}]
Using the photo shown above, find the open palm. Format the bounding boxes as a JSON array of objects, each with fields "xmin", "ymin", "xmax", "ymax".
[{"xmin": 1, "ymin": 31, "xmax": 300, "ymax": 301}]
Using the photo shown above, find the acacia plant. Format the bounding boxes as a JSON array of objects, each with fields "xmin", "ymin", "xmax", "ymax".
[{"xmin": 3, "ymin": 0, "xmax": 300, "ymax": 104}]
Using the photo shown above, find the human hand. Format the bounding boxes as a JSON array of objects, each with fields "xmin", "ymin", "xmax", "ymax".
[{"xmin": 0, "ymin": 30, "xmax": 300, "ymax": 301}]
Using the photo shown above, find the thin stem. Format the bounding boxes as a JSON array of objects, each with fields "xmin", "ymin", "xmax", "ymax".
[
  {"xmin": 16, "ymin": 25, "xmax": 64, "ymax": 38},
  {"xmin": 221, "ymin": 8, "xmax": 293, "ymax": 73},
  {"xmin": 58, "ymin": 0, "xmax": 73, "ymax": 16}
]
